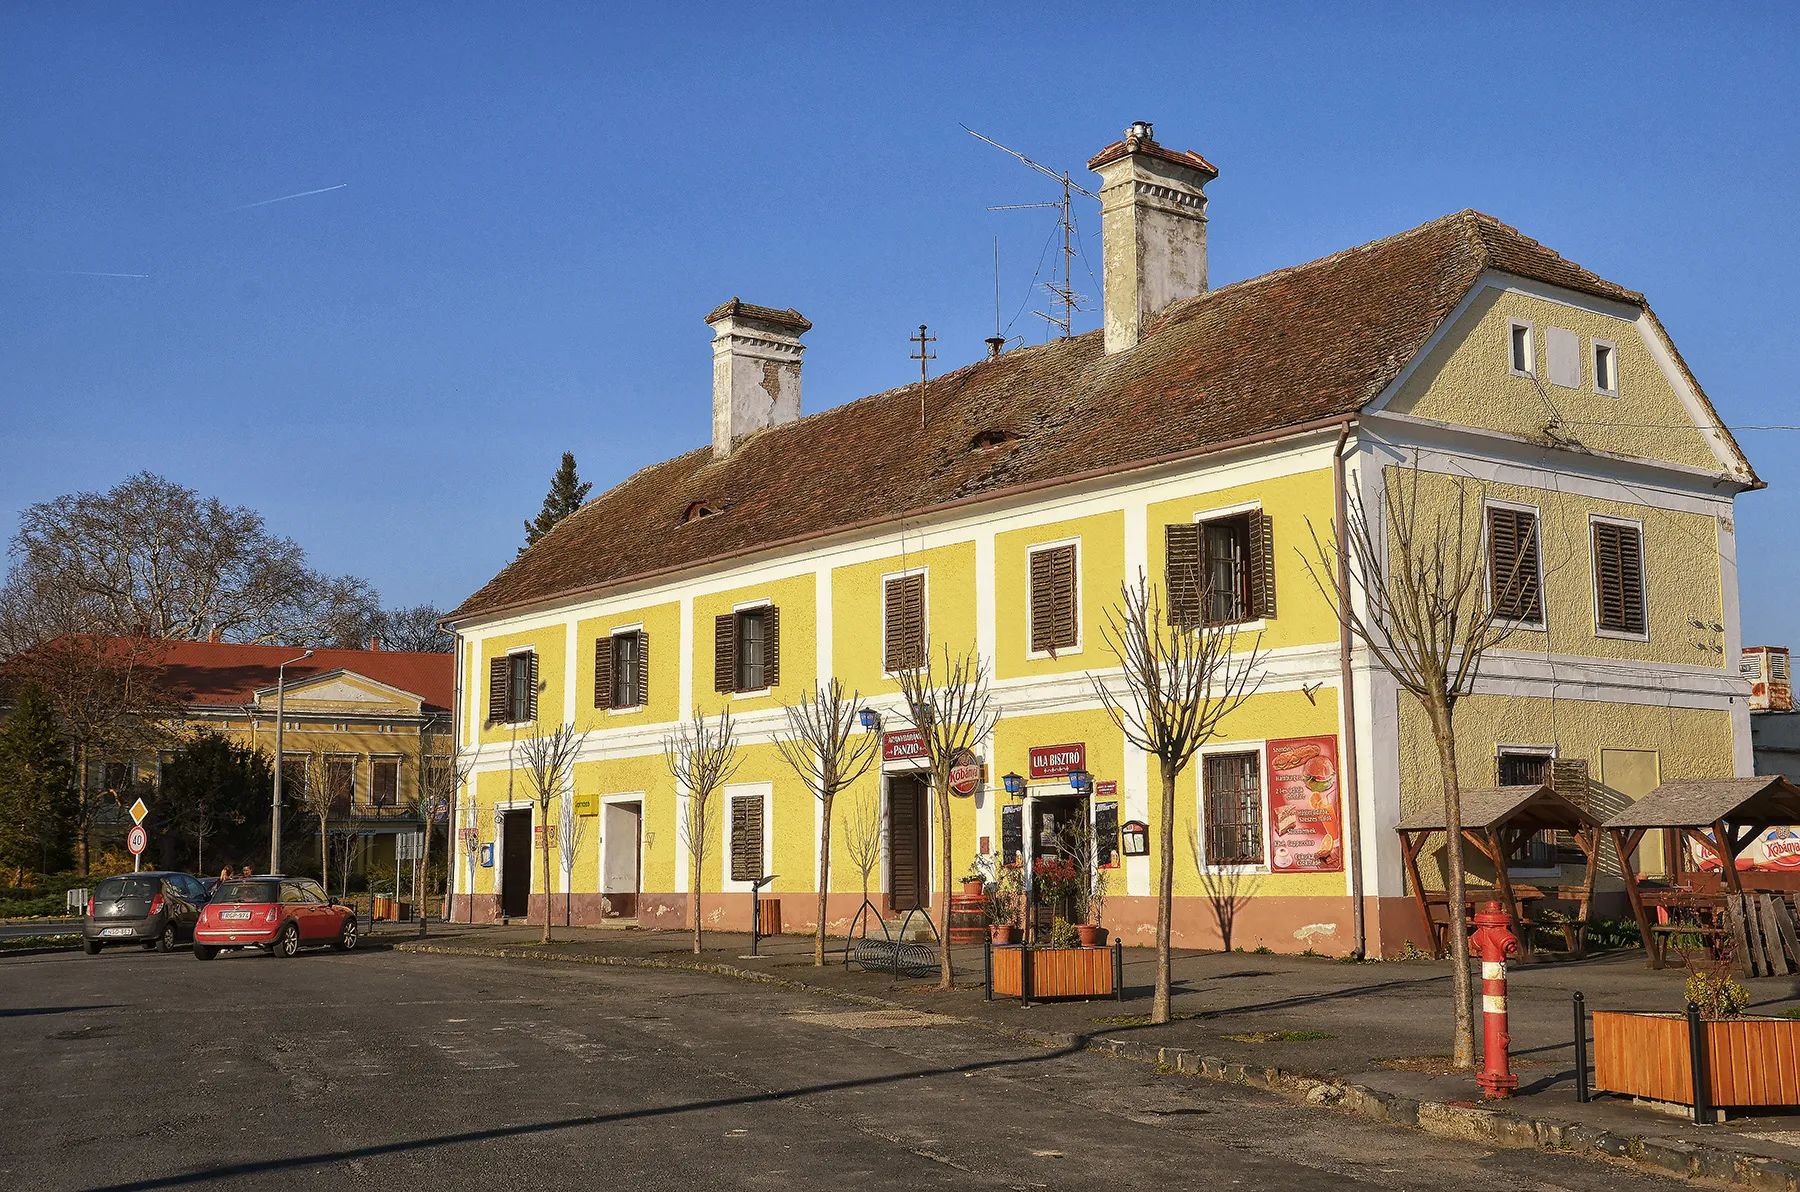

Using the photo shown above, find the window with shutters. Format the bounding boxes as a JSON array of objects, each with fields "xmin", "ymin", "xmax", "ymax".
[
  {"xmin": 1591, "ymin": 518, "xmax": 1647, "ymax": 638},
  {"xmin": 596, "ymin": 629, "xmax": 647, "ymax": 709},
  {"xmin": 489, "ymin": 650, "xmax": 538, "ymax": 724},
  {"xmin": 1166, "ymin": 509, "xmax": 1275, "ymax": 628},
  {"xmin": 1202, "ymin": 751, "xmax": 1263, "ymax": 866},
  {"xmin": 728, "ymin": 793, "xmax": 765, "ymax": 883},
  {"xmin": 324, "ymin": 756, "xmax": 357, "ymax": 811},
  {"xmin": 715, "ymin": 605, "xmax": 780, "ymax": 693},
  {"xmin": 1027, "ymin": 542, "xmax": 1079, "ymax": 655},
  {"xmin": 371, "ymin": 758, "xmax": 400, "ymax": 808},
  {"xmin": 883, "ymin": 572, "xmax": 927, "ymax": 673},
  {"xmin": 1486, "ymin": 505, "xmax": 1544, "ymax": 625}
]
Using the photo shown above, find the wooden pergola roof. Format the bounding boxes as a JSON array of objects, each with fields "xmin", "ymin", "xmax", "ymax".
[
  {"xmin": 1603, "ymin": 776, "xmax": 1800, "ymax": 830},
  {"xmin": 1396, "ymin": 784, "xmax": 1599, "ymax": 834}
]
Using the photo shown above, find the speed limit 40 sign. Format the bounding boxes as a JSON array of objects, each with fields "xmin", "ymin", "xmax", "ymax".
[{"xmin": 127, "ymin": 825, "xmax": 147, "ymax": 855}]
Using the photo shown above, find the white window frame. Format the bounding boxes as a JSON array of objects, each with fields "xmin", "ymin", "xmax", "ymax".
[
  {"xmin": 1592, "ymin": 337, "xmax": 1619, "ymax": 397},
  {"xmin": 1496, "ymin": 745, "xmax": 1561, "ymax": 878},
  {"xmin": 498, "ymin": 644, "xmax": 538, "ymax": 727},
  {"xmin": 1025, "ymin": 536, "xmax": 1083, "ymax": 660},
  {"xmin": 606, "ymin": 622, "xmax": 646, "ymax": 713},
  {"xmin": 1588, "ymin": 512, "xmax": 1650, "ymax": 642},
  {"xmin": 1195, "ymin": 739, "xmax": 1270, "ymax": 874},
  {"xmin": 1482, "ymin": 497, "xmax": 1547, "ymax": 631},
  {"xmin": 1191, "ymin": 499, "xmax": 1270, "ymax": 632},
  {"xmin": 880, "ymin": 565, "xmax": 930, "ymax": 679},
  {"xmin": 1507, "ymin": 319, "xmax": 1536, "ymax": 378},
  {"xmin": 728, "ymin": 599, "xmax": 774, "ymax": 698},
  {"xmin": 721, "ymin": 781, "xmax": 773, "ymax": 893}
]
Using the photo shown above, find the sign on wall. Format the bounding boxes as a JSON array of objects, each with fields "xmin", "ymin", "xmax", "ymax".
[
  {"xmin": 1028, "ymin": 742, "xmax": 1086, "ymax": 780},
  {"xmin": 1265, "ymin": 735, "xmax": 1343, "ymax": 873},
  {"xmin": 1120, "ymin": 820, "xmax": 1149, "ymax": 857},
  {"xmin": 1000, "ymin": 803, "xmax": 1023, "ymax": 867},
  {"xmin": 573, "ymin": 792, "xmax": 599, "ymax": 816},
  {"xmin": 883, "ymin": 728, "xmax": 927, "ymax": 763},
  {"xmin": 948, "ymin": 749, "xmax": 982, "ymax": 797},
  {"xmin": 1094, "ymin": 784, "xmax": 1120, "ymax": 868},
  {"xmin": 479, "ymin": 843, "xmax": 494, "ymax": 868},
  {"xmin": 533, "ymin": 824, "xmax": 559, "ymax": 850}
]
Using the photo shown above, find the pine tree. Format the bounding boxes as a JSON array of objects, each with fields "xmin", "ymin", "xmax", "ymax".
[
  {"xmin": 520, "ymin": 452, "xmax": 592, "ymax": 556},
  {"xmin": 0, "ymin": 685, "xmax": 75, "ymax": 883}
]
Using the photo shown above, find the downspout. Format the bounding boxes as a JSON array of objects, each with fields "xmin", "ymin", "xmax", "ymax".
[
  {"xmin": 447, "ymin": 630, "xmax": 464, "ymax": 923},
  {"xmin": 1334, "ymin": 421, "xmax": 1367, "ymax": 958}
]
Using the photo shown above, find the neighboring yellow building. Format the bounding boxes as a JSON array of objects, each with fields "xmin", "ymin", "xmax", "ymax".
[{"xmin": 444, "ymin": 122, "xmax": 1759, "ymax": 956}]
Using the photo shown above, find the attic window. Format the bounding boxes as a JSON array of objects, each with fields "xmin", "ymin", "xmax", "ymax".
[
  {"xmin": 970, "ymin": 428, "xmax": 1021, "ymax": 451},
  {"xmin": 1508, "ymin": 321, "xmax": 1535, "ymax": 377},
  {"xmin": 681, "ymin": 501, "xmax": 722, "ymax": 525}
]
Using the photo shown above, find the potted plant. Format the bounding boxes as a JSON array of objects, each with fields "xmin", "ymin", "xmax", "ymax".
[
  {"xmin": 1079, "ymin": 866, "xmax": 1108, "ymax": 948},
  {"xmin": 988, "ymin": 865, "xmax": 1023, "ymax": 945},
  {"xmin": 961, "ymin": 864, "xmax": 987, "ymax": 897}
]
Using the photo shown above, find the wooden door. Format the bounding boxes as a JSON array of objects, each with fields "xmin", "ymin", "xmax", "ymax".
[
  {"xmin": 501, "ymin": 809, "xmax": 532, "ymax": 919},
  {"xmin": 888, "ymin": 777, "xmax": 930, "ymax": 911}
]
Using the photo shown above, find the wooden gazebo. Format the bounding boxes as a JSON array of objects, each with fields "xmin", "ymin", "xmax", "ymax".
[
  {"xmin": 1395, "ymin": 784, "xmax": 1602, "ymax": 954},
  {"xmin": 1604, "ymin": 775, "xmax": 1800, "ymax": 967}
]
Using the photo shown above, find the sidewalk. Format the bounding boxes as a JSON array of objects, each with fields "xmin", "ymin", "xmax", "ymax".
[{"xmin": 398, "ymin": 923, "xmax": 1800, "ymax": 1186}]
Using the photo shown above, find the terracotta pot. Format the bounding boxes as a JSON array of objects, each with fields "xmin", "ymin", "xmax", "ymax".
[
  {"xmin": 1076, "ymin": 924, "xmax": 1102, "ymax": 948},
  {"xmin": 962, "ymin": 879, "xmax": 986, "ymax": 896},
  {"xmin": 990, "ymin": 924, "xmax": 1018, "ymax": 945}
]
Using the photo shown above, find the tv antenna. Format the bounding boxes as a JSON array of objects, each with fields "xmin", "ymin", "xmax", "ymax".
[
  {"xmin": 965, "ymin": 125, "xmax": 1096, "ymax": 339},
  {"xmin": 910, "ymin": 323, "xmax": 936, "ymax": 427}
]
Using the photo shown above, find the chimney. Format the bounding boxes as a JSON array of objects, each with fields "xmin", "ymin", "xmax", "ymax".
[
  {"xmin": 1087, "ymin": 121, "xmax": 1219, "ymax": 355},
  {"xmin": 703, "ymin": 298, "xmax": 811, "ymax": 460},
  {"xmin": 368, "ymin": 636, "xmax": 381, "ymax": 652},
  {"xmin": 207, "ymin": 626, "xmax": 222, "ymax": 643}
]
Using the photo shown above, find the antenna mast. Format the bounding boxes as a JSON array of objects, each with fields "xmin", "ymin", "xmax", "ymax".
[{"xmin": 965, "ymin": 125, "xmax": 1096, "ymax": 339}]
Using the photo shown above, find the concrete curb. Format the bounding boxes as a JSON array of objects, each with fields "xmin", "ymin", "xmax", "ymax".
[{"xmin": 396, "ymin": 939, "xmax": 1800, "ymax": 1189}]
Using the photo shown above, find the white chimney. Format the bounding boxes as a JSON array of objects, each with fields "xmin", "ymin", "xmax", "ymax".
[
  {"xmin": 1087, "ymin": 121, "xmax": 1218, "ymax": 355},
  {"xmin": 703, "ymin": 298, "xmax": 811, "ymax": 460}
]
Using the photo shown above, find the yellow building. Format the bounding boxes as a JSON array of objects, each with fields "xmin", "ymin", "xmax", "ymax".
[{"xmin": 444, "ymin": 122, "xmax": 1758, "ymax": 956}]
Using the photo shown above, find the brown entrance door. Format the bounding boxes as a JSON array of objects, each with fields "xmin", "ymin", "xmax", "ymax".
[
  {"xmin": 888, "ymin": 776, "xmax": 931, "ymax": 911},
  {"xmin": 501, "ymin": 809, "xmax": 532, "ymax": 919}
]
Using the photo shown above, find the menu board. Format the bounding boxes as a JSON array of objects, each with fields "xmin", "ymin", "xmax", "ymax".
[
  {"xmin": 1000, "ymin": 803, "xmax": 1023, "ymax": 867},
  {"xmin": 1094, "ymin": 795, "xmax": 1120, "ymax": 869},
  {"xmin": 1265, "ymin": 735, "xmax": 1343, "ymax": 873}
]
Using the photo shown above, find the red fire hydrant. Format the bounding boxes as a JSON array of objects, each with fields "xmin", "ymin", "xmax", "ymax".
[{"xmin": 1471, "ymin": 900, "xmax": 1521, "ymax": 1099}]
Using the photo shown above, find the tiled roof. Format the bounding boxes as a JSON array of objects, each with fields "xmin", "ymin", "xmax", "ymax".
[
  {"xmin": 1086, "ymin": 131, "xmax": 1219, "ymax": 178},
  {"xmin": 41, "ymin": 638, "xmax": 456, "ymax": 713},
  {"xmin": 704, "ymin": 297, "xmax": 812, "ymax": 332},
  {"xmin": 1395, "ymin": 784, "xmax": 1599, "ymax": 832},
  {"xmin": 451, "ymin": 210, "xmax": 1748, "ymax": 622},
  {"xmin": 1604, "ymin": 777, "xmax": 1800, "ymax": 829}
]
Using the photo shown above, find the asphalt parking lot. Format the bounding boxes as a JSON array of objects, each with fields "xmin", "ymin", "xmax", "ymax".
[{"xmin": 1, "ymin": 939, "xmax": 1680, "ymax": 1192}]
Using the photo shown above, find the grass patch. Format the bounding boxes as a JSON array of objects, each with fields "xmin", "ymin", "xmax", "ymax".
[
  {"xmin": 1221, "ymin": 1029, "xmax": 1335, "ymax": 1043},
  {"xmin": 1779, "ymin": 1008, "xmax": 1800, "ymax": 1020},
  {"xmin": 1089, "ymin": 1011, "xmax": 1206, "ymax": 1026}
]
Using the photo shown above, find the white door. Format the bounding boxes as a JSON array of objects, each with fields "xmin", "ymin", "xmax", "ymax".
[{"xmin": 602, "ymin": 802, "xmax": 642, "ymax": 895}]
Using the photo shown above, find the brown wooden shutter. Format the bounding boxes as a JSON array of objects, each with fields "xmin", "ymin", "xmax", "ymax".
[
  {"xmin": 1030, "ymin": 545, "xmax": 1077, "ymax": 652},
  {"xmin": 1050, "ymin": 545, "xmax": 1077, "ymax": 649},
  {"xmin": 1248, "ymin": 511, "xmax": 1276, "ymax": 620},
  {"xmin": 885, "ymin": 574, "xmax": 925, "ymax": 671},
  {"xmin": 594, "ymin": 637, "xmax": 614, "ymax": 709},
  {"xmin": 1165, "ymin": 523, "xmax": 1201, "ymax": 627},
  {"xmin": 729, "ymin": 794, "xmax": 764, "ymax": 882},
  {"xmin": 526, "ymin": 652, "xmax": 539, "ymax": 721},
  {"xmin": 637, "ymin": 630, "xmax": 650, "ymax": 706},
  {"xmin": 764, "ymin": 604, "xmax": 781, "ymax": 687},
  {"xmin": 487, "ymin": 657, "xmax": 507, "ymax": 723},
  {"xmin": 1594, "ymin": 523, "xmax": 1645, "ymax": 635},
  {"xmin": 1550, "ymin": 757, "xmax": 1590, "ymax": 813},
  {"xmin": 1488, "ymin": 508, "xmax": 1543, "ymax": 622},
  {"xmin": 714, "ymin": 614, "xmax": 736, "ymax": 693},
  {"xmin": 1029, "ymin": 549, "xmax": 1055, "ymax": 651}
]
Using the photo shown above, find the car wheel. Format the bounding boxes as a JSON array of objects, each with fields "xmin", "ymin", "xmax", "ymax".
[
  {"xmin": 155, "ymin": 923, "xmax": 177, "ymax": 953},
  {"xmin": 272, "ymin": 923, "xmax": 301, "ymax": 958},
  {"xmin": 83, "ymin": 940, "xmax": 103, "ymax": 956},
  {"xmin": 335, "ymin": 917, "xmax": 358, "ymax": 952},
  {"xmin": 193, "ymin": 945, "xmax": 218, "ymax": 962}
]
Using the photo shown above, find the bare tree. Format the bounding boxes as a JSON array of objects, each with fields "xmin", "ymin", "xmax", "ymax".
[
  {"xmin": 413, "ymin": 733, "xmax": 471, "ymax": 937},
  {"xmin": 0, "ymin": 472, "xmax": 380, "ymax": 652},
  {"xmin": 4, "ymin": 633, "xmax": 179, "ymax": 873},
  {"xmin": 1091, "ymin": 571, "xmax": 1263, "ymax": 1024},
  {"xmin": 517, "ymin": 721, "xmax": 588, "ymax": 945},
  {"xmin": 371, "ymin": 604, "xmax": 455, "ymax": 653},
  {"xmin": 841, "ymin": 791, "xmax": 885, "ymax": 911},
  {"xmin": 894, "ymin": 645, "xmax": 1000, "ymax": 990},
  {"xmin": 558, "ymin": 775, "xmax": 592, "ymax": 927},
  {"xmin": 1302, "ymin": 461, "xmax": 1526, "ymax": 1070},
  {"xmin": 292, "ymin": 753, "xmax": 339, "ymax": 891},
  {"xmin": 664, "ymin": 707, "xmax": 741, "ymax": 954},
  {"xmin": 774, "ymin": 679, "xmax": 882, "ymax": 965}
]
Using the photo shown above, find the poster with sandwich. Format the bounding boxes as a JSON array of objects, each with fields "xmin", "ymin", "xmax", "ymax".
[{"xmin": 1265, "ymin": 735, "xmax": 1343, "ymax": 873}]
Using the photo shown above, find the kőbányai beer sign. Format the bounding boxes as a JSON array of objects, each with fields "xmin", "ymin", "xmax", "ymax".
[{"xmin": 948, "ymin": 748, "xmax": 982, "ymax": 797}]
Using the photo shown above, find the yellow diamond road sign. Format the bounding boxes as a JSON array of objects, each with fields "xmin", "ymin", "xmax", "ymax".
[{"xmin": 129, "ymin": 798, "xmax": 149, "ymax": 825}]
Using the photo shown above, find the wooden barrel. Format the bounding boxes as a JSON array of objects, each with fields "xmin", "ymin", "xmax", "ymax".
[{"xmin": 948, "ymin": 893, "xmax": 989, "ymax": 945}]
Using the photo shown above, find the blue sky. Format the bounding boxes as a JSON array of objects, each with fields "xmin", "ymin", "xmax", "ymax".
[{"xmin": 2, "ymin": 5, "xmax": 1796, "ymax": 638}]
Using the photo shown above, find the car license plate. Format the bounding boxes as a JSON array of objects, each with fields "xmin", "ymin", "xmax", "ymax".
[
  {"xmin": 101, "ymin": 927, "xmax": 134, "ymax": 937},
  {"xmin": 221, "ymin": 910, "xmax": 252, "ymax": 921}
]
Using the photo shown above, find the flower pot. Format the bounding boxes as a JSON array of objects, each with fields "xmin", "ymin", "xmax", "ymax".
[
  {"xmin": 1076, "ymin": 925, "xmax": 1107, "ymax": 947},
  {"xmin": 990, "ymin": 924, "xmax": 1018, "ymax": 945},
  {"xmin": 1594, "ymin": 1011, "xmax": 1800, "ymax": 1108},
  {"xmin": 962, "ymin": 879, "xmax": 985, "ymax": 896}
]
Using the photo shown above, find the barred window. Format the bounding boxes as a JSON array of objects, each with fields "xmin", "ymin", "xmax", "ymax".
[{"xmin": 1203, "ymin": 752, "xmax": 1263, "ymax": 866}]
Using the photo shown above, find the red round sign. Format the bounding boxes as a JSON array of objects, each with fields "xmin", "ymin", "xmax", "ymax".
[
  {"xmin": 948, "ymin": 749, "xmax": 982, "ymax": 797},
  {"xmin": 127, "ymin": 826, "xmax": 147, "ymax": 856}
]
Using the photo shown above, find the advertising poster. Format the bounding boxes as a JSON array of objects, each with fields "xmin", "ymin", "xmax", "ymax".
[{"xmin": 1265, "ymin": 735, "xmax": 1343, "ymax": 873}]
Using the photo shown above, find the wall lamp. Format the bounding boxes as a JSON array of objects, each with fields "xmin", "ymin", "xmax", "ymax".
[
  {"xmin": 1002, "ymin": 772, "xmax": 1025, "ymax": 795},
  {"xmin": 1068, "ymin": 769, "xmax": 1093, "ymax": 792},
  {"xmin": 858, "ymin": 708, "xmax": 882, "ymax": 731}
]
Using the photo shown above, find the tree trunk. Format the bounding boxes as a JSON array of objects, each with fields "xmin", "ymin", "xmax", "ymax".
[
  {"xmin": 319, "ymin": 816, "xmax": 329, "ymax": 892},
  {"xmin": 539, "ymin": 813, "xmax": 552, "ymax": 944},
  {"xmin": 1429, "ymin": 700, "xmax": 1477, "ymax": 1070},
  {"xmin": 815, "ymin": 787, "xmax": 834, "ymax": 966},
  {"xmin": 75, "ymin": 743, "xmax": 90, "ymax": 876},
  {"xmin": 418, "ymin": 814, "xmax": 433, "ymax": 938},
  {"xmin": 936, "ymin": 767, "xmax": 954, "ymax": 990},
  {"xmin": 691, "ymin": 803, "xmax": 704, "ymax": 954},
  {"xmin": 1153, "ymin": 761, "xmax": 1178, "ymax": 1024}
]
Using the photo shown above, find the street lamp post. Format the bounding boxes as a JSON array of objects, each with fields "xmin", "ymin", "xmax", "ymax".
[{"xmin": 270, "ymin": 649, "xmax": 315, "ymax": 873}]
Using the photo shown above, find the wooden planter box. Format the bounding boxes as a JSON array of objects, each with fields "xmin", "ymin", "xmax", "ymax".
[
  {"xmin": 1594, "ymin": 1011, "xmax": 1800, "ymax": 1108},
  {"xmin": 991, "ymin": 945, "xmax": 1115, "ymax": 999}
]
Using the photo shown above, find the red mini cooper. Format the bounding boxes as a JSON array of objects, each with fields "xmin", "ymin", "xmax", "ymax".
[{"xmin": 194, "ymin": 875, "xmax": 358, "ymax": 960}]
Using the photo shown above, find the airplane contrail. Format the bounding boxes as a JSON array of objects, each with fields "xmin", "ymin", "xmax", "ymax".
[
  {"xmin": 228, "ymin": 183, "xmax": 348, "ymax": 211},
  {"xmin": 10, "ymin": 268, "xmax": 150, "ymax": 279}
]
